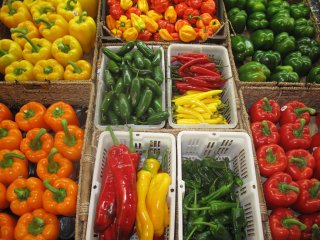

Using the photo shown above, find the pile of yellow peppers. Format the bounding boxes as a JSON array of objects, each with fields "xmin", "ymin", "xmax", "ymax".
[
  {"xmin": 172, "ymin": 90, "xmax": 228, "ymax": 124},
  {"xmin": 0, "ymin": 0, "xmax": 97, "ymax": 81}
]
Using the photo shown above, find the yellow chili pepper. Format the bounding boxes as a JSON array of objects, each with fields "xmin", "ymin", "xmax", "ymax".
[
  {"xmin": 176, "ymin": 113, "xmax": 212, "ymax": 119},
  {"xmin": 159, "ymin": 29, "xmax": 174, "ymax": 41},
  {"xmin": 33, "ymin": 59, "xmax": 64, "ymax": 81},
  {"xmin": 146, "ymin": 10, "xmax": 163, "ymax": 22},
  {"xmin": 57, "ymin": 0, "xmax": 82, "ymax": 22},
  {"xmin": 164, "ymin": 6, "xmax": 177, "ymax": 24},
  {"xmin": 175, "ymin": 98, "xmax": 212, "ymax": 114},
  {"xmin": 177, "ymin": 118, "xmax": 226, "ymax": 124},
  {"xmin": 140, "ymin": 15, "xmax": 158, "ymax": 33},
  {"xmin": 137, "ymin": 0, "xmax": 149, "ymax": 13},
  {"xmin": 120, "ymin": 0, "xmax": 133, "ymax": 11},
  {"xmin": 106, "ymin": 15, "xmax": 116, "ymax": 30},
  {"xmin": 0, "ymin": 39, "xmax": 22, "ymax": 74},
  {"xmin": 111, "ymin": 29, "xmax": 122, "ymax": 38},
  {"xmin": 172, "ymin": 90, "xmax": 223, "ymax": 102},
  {"xmin": 5, "ymin": 60, "xmax": 34, "ymax": 82},
  {"xmin": 116, "ymin": 15, "xmax": 132, "ymax": 32},
  {"xmin": 0, "ymin": 0, "xmax": 32, "ymax": 28},
  {"xmin": 30, "ymin": 1, "xmax": 55, "ymax": 19},
  {"xmin": 176, "ymin": 106, "xmax": 204, "ymax": 121},
  {"xmin": 123, "ymin": 27, "xmax": 138, "ymax": 41},
  {"xmin": 179, "ymin": 25, "xmax": 197, "ymax": 42},
  {"xmin": 64, "ymin": 60, "xmax": 92, "ymax": 80},
  {"xmin": 209, "ymin": 19, "xmax": 221, "ymax": 34},
  {"xmin": 131, "ymin": 13, "xmax": 145, "ymax": 32},
  {"xmin": 145, "ymin": 149, "xmax": 161, "ymax": 177},
  {"xmin": 10, "ymin": 21, "xmax": 40, "ymax": 48}
]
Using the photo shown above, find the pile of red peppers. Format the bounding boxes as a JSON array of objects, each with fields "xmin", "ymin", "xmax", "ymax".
[{"xmin": 249, "ymin": 97, "xmax": 320, "ymax": 240}]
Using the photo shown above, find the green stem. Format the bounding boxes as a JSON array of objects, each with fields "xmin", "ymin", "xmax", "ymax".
[
  {"xmin": 192, "ymin": 221, "xmax": 216, "ymax": 228},
  {"xmin": 43, "ymin": 66, "xmax": 53, "ymax": 74},
  {"xmin": 43, "ymin": 179, "xmax": 67, "ymax": 203},
  {"xmin": 13, "ymin": 67, "xmax": 26, "ymax": 76},
  {"xmin": 61, "ymin": 119, "xmax": 76, "ymax": 147},
  {"xmin": 293, "ymin": 119, "xmax": 306, "ymax": 138},
  {"xmin": 294, "ymin": 107, "xmax": 316, "ymax": 117},
  {"xmin": 52, "ymin": 107, "xmax": 64, "ymax": 118},
  {"xmin": 7, "ymin": 0, "xmax": 17, "ymax": 16},
  {"xmin": 57, "ymin": 42, "xmax": 71, "ymax": 53},
  {"xmin": 0, "ymin": 49, "xmax": 7, "ymax": 57},
  {"xmin": 10, "ymin": 28, "xmax": 28, "ymax": 35},
  {"xmin": 311, "ymin": 224, "xmax": 320, "ymax": 239},
  {"xmin": 128, "ymin": 127, "xmax": 135, "ymax": 153},
  {"xmin": 76, "ymin": 11, "xmax": 87, "ymax": 24},
  {"xmin": 107, "ymin": 126, "xmax": 119, "ymax": 145},
  {"xmin": 0, "ymin": 152, "xmax": 25, "ymax": 169},
  {"xmin": 281, "ymin": 218, "xmax": 306, "ymax": 230},
  {"xmin": 0, "ymin": 128, "xmax": 8, "ymax": 138},
  {"xmin": 262, "ymin": 97, "xmax": 272, "ymax": 112},
  {"xmin": 201, "ymin": 183, "xmax": 232, "ymax": 203},
  {"xmin": 261, "ymin": 120, "xmax": 271, "ymax": 136},
  {"xmin": 67, "ymin": 60, "xmax": 82, "ymax": 74},
  {"xmin": 185, "ymin": 206, "xmax": 210, "ymax": 211},
  {"xmin": 14, "ymin": 187, "xmax": 30, "ymax": 201},
  {"xmin": 24, "ymin": 109, "xmax": 35, "ymax": 120},
  {"xmin": 160, "ymin": 148, "xmax": 169, "ymax": 172},
  {"xmin": 266, "ymin": 148, "xmax": 276, "ymax": 163},
  {"xmin": 309, "ymin": 182, "xmax": 320, "ymax": 198},
  {"xmin": 278, "ymin": 182, "xmax": 300, "ymax": 194},
  {"xmin": 47, "ymin": 147, "xmax": 60, "ymax": 174},
  {"xmin": 290, "ymin": 157, "xmax": 307, "ymax": 169},
  {"xmin": 34, "ymin": 18, "xmax": 54, "ymax": 29},
  {"xmin": 28, "ymin": 216, "xmax": 45, "ymax": 236},
  {"xmin": 17, "ymin": 34, "xmax": 40, "ymax": 53},
  {"xmin": 39, "ymin": 6, "xmax": 55, "ymax": 15},
  {"xmin": 185, "ymin": 226, "xmax": 198, "ymax": 240},
  {"xmin": 30, "ymin": 128, "xmax": 46, "ymax": 151},
  {"xmin": 65, "ymin": 0, "xmax": 77, "ymax": 11}
]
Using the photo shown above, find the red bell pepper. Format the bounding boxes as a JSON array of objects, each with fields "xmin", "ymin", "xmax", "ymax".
[
  {"xmin": 313, "ymin": 147, "xmax": 320, "ymax": 179},
  {"xmin": 269, "ymin": 208, "xmax": 306, "ymax": 240},
  {"xmin": 126, "ymin": 7, "xmax": 141, "ymax": 19},
  {"xmin": 186, "ymin": 0, "xmax": 202, "ymax": 9},
  {"xmin": 157, "ymin": 20, "xmax": 175, "ymax": 33},
  {"xmin": 138, "ymin": 30, "xmax": 152, "ymax": 41},
  {"xmin": 200, "ymin": 0, "xmax": 216, "ymax": 15},
  {"xmin": 286, "ymin": 149, "xmax": 315, "ymax": 181},
  {"xmin": 263, "ymin": 172, "xmax": 300, "ymax": 209},
  {"xmin": 279, "ymin": 119, "xmax": 312, "ymax": 151},
  {"xmin": 250, "ymin": 97, "xmax": 281, "ymax": 124},
  {"xmin": 175, "ymin": 3, "xmax": 188, "ymax": 18},
  {"xmin": 311, "ymin": 132, "xmax": 320, "ymax": 153},
  {"xmin": 292, "ymin": 178, "xmax": 320, "ymax": 214},
  {"xmin": 316, "ymin": 113, "xmax": 320, "ymax": 129},
  {"xmin": 298, "ymin": 213, "xmax": 320, "ymax": 240},
  {"xmin": 257, "ymin": 144, "xmax": 288, "ymax": 177},
  {"xmin": 280, "ymin": 100, "xmax": 316, "ymax": 126},
  {"xmin": 251, "ymin": 120, "xmax": 280, "ymax": 149},
  {"xmin": 110, "ymin": 3, "xmax": 124, "ymax": 20},
  {"xmin": 183, "ymin": 8, "xmax": 200, "ymax": 25}
]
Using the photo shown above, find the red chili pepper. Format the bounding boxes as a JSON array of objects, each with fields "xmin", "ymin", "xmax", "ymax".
[
  {"xmin": 175, "ymin": 82, "xmax": 212, "ymax": 92},
  {"xmin": 183, "ymin": 8, "xmax": 200, "ymax": 25},
  {"xmin": 179, "ymin": 89, "xmax": 187, "ymax": 95},
  {"xmin": 279, "ymin": 119, "xmax": 312, "ymax": 151},
  {"xmin": 298, "ymin": 213, "xmax": 320, "ymax": 240},
  {"xmin": 269, "ymin": 208, "xmax": 306, "ymax": 240},
  {"xmin": 257, "ymin": 144, "xmax": 288, "ymax": 177},
  {"xmin": 292, "ymin": 178, "xmax": 320, "ymax": 214},
  {"xmin": 193, "ymin": 75, "xmax": 225, "ymax": 82},
  {"xmin": 280, "ymin": 101, "xmax": 316, "ymax": 126},
  {"xmin": 175, "ymin": 3, "xmax": 189, "ymax": 18},
  {"xmin": 172, "ymin": 56, "xmax": 197, "ymax": 63},
  {"xmin": 313, "ymin": 147, "xmax": 320, "ymax": 179},
  {"xmin": 190, "ymin": 66, "xmax": 220, "ymax": 76},
  {"xmin": 286, "ymin": 149, "xmax": 315, "ymax": 181},
  {"xmin": 194, "ymin": 62, "xmax": 217, "ymax": 71},
  {"xmin": 177, "ymin": 53, "xmax": 209, "ymax": 58},
  {"xmin": 263, "ymin": 172, "xmax": 300, "ymax": 209},
  {"xmin": 138, "ymin": 30, "xmax": 152, "ymax": 41},
  {"xmin": 178, "ymin": 57, "xmax": 209, "ymax": 72},
  {"xmin": 250, "ymin": 97, "xmax": 281, "ymax": 123},
  {"xmin": 125, "ymin": 7, "xmax": 141, "ymax": 19},
  {"xmin": 182, "ymin": 77, "xmax": 224, "ymax": 89},
  {"xmin": 251, "ymin": 120, "xmax": 280, "ymax": 149}
]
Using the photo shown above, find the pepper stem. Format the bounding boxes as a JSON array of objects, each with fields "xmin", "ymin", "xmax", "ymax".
[
  {"xmin": 43, "ymin": 179, "xmax": 67, "ymax": 203},
  {"xmin": 0, "ymin": 49, "xmax": 7, "ymax": 57},
  {"xmin": 290, "ymin": 157, "xmax": 307, "ymax": 169},
  {"xmin": 76, "ymin": 11, "xmax": 87, "ymax": 24},
  {"xmin": 47, "ymin": 147, "xmax": 60, "ymax": 174},
  {"xmin": 160, "ymin": 148, "xmax": 168, "ymax": 172},
  {"xmin": 309, "ymin": 182, "xmax": 320, "ymax": 198},
  {"xmin": 13, "ymin": 67, "xmax": 26, "ymax": 76},
  {"xmin": 61, "ymin": 119, "xmax": 77, "ymax": 147},
  {"xmin": 34, "ymin": 18, "xmax": 54, "ymax": 29},
  {"xmin": 278, "ymin": 182, "xmax": 300, "ymax": 194},
  {"xmin": 128, "ymin": 127, "xmax": 135, "ymax": 153},
  {"xmin": 192, "ymin": 221, "xmax": 216, "ymax": 228},
  {"xmin": 1, "ymin": 152, "xmax": 25, "ymax": 169},
  {"xmin": 28, "ymin": 216, "xmax": 45, "ymax": 236},
  {"xmin": 43, "ymin": 66, "xmax": 53, "ymax": 74},
  {"xmin": 67, "ymin": 60, "xmax": 82, "ymax": 74},
  {"xmin": 0, "ymin": 128, "xmax": 8, "ymax": 138},
  {"xmin": 14, "ymin": 187, "xmax": 30, "ymax": 201},
  {"xmin": 24, "ymin": 109, "xmax": 35, "ymax": 119},
  {"xmin": 7, "ymin": 0, "xmax": 17, "ymax": 15},
  {"xmin": 10, "ymin": 28, "xmax": 28, "ymax": 35},
  {"xmin": 266, "ymin": 148, "xmax": 276, "ymax": 163},
  {"xmin": 293, "ymin": 119, "xmax": 306, "ymax": 138},
  {"xmin": 30, "ymin": 128, "xmax": 46, "ymax": 151},
  {"xmin": 261, "ymin": 120, "xmax": 271, "ymax": 136},
  {"xmin": 57, "ymin": 42, "xmax": 71, "ymax": 53},
  {"xmin": 39, "ymin": 6, "xmax": 55, "ymax": 15},
  {"xmin": 52, "ymin": 107, "xmax": 65, "ymax": 118},
  {"xmin": 312, "ymin": 224, "xmax": 320, "ymax": 239},
  {"xmin": 185, "ymin": 206, "xmax": 210, "ymax": 211},
  {"xmin": 107, "ymin": 126, "xmax": 119, "ymax": 145},
  {"xmin": 262, "ymin": 97, "xmax": 272, "ymax": 112},
  {"xmin": 185, "ymin": 226, "xmax": 198, "ymax": 240},
  {"xmin": 294, "ymin": 107, "xmax": 316, "ymax": 117},
  {"xmin": 65, "ymin": 0, "xmax": 77, "ymax": 11},
  {"xmin": 281, "ymin": 218, "xmax": 306, "ymax": 230},
  {"xmin": 17, "ymin": 33, "xmax": 40, "ymax": 53}
]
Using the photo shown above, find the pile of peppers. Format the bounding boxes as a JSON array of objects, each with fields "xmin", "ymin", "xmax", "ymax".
[
  {"xmin": 0, "ymin": 0, "xmax": 96, "ymax": 81},
  {"xmin": 227, "ymin": 0, "xmax": 320, "ymax": 83},
  {"xmin": 248, "ymin": 97, "xmax": 320, "ymax": 239},
  {"xmin": 0, "ymin": 101, "xmax": 85, "ymax": 239},
  {"xmin": 182, "ymin": 156, "xmax": 245, "ymax": 240}
]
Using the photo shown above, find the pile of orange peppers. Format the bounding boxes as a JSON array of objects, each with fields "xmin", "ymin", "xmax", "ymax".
[
  {"xmin": 0, "ymin": 0, "xmax": 96, "ymax": 81},
  {"xmin": 106, "ymin": 0, "xmax": 221, "ymax": 42},
  {"xmin": 0, "ymin": 101, "xmax": 84, "ymax": 239}
]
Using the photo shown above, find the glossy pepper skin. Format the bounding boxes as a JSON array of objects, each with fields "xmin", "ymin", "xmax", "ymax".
[
  {"xmin": 0, "ymin": 213, "xmax": 16, "ymax": 240},
  {"xmin": 290, "ymin": 3, "xmax": 310, "ymax": 19},
  {"xmin": 0, "ymin": 183, "xmax": 9, "ymax": 210},
  {"xmin": 0, "ymin": 103, "xmax": 13, "ymax": 122},
  {"xmin": 293, "ymin": 18, "xmax": 315, "ymax": 39},
  {"xmin": 280, "ymin": 100, "xmax": 316, "ymax": 125},
  {"xmin": 266, "ymin": 0, "xmax": 290, "ymax": 20},
  {"xmin": 284, "ymin": 51, "xmax": 312, "ymax": 77},
  {"xmin": 123, "ymin": 27, "xmax": 138, "ymax": 41},
  {"xmin": 57, "ymin": 0, "xmax": 82, "ymax": 22},
  {"xmin": 140, "ymin": 15, "xmax": 158, "ymax": 33},
  {"xmin": 4, "ymin": 60, "xmax": 34, "ymax": 82},
  {"xmin": 164, "ymin": 6, "xmax": 177, "ymax": 24},
  {"xmin": 253, "ymin": 50, "xmax": 281, "ymax": 70},
  {"xmin": 270, "ymin": 12, "xmax": 295, "ymax": 34},
  {"xmin": 298, "ymin": 213, "xmax": 320, "ymax": 240},
  {"xmin": 246, "ymin": 11, "xmax": 268, "ymax": 32},
  {"xmin": 307, "ymin": 66, "xmax": 320, "ymax": 84},
  {"xmin": 250, "ymin": 29, "xmax": 274, "ymax": 50},
  {"xmin": 0, "ymin": 0, "xmax": 32, "ymax": 28},
  {"xmin": 224, "ymin": 0, "xmax": 246, "ymax": 10},
  {"xmin": 227, "ymin": 7, "xmax": 247, "ymax": 34},
  {"xmin": 33, "ymin": 59, "xmax": 64, "ymax": 81},
  {"xmin": 0, "ymin": 39, "xmax": 22, "ymax": 74},
  {"xmin": 239, "ymin": 61, "xmax": 270, "ymax": 82},
  {"xmin": 297, "ymin": 37, "xmax": 320, "ymax": 63},
  {"xmin": 10, "ymin": 21, "xmax": 40, "ymax": 48},
  {"xmin": 269, "ymin": 208, "xmax": 306, "ymax": 240},
  {"xmin": 30, "ymin": 1, "xmax": 55, "ymax": 19},
  {"xmin": 286, "ymin": 149, "xmax": 315, "ymax": 181},
  {"xmin": 273, "ymin": 32, "xmax": 296, "ymax": 57},
  {"xmin": 179, "ymin": 25, "xmax": 197, "ymax": 42},
  {"xmin": 251, "ymin": 120, "xmax": 280, "ymax": 149},
  {"xmin": 269, "ymin": 66, "xmax": 300, "ymax": 83},
  {"xmin": 246, "ymin": 0, "xmax": 267, "ymax": 14},
  {"xmin": 250, "ymin": 97, "xmax": 281, "ymax": 123},
  {"xmin": 64, "ymin": 60, "xmax": 92, "ymax": 80},
  {"xmin": 0, "ymin": 120, "xmax": 22, "ymax": 150}
]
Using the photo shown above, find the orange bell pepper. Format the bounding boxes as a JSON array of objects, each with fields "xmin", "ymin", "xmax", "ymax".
[
  {"xmin": 15, "ymin": 102, "xmax": 49, "ymax": 132},
  {"xmin": 0, "ymin": 213, "xmax": 16, "ymax": 240},
  {"xmin": 14, "ymin": 209, "xmax": 59, "ymax": 240},
  {"xmin": 164, "ymin": 6, "xmax": 177, "ymax": 24},
  {"xmin": 43, "ymin": 178, "xmax": 78, "ymax": 216},
  {"xmin": 209, "ymin": 19, "xmax": 221, "ymax": 34},
  {"xmin": 0, "ymin": 149, "xmax": 27, "ymax": 186},
  {"xmin": 20, "ymin": 128, "xmax": 54, "ymax": 164},
  {"xmin": 54, "ymin": 119, "xmax": 84, "ymax": 161},
  {"xmin": 175, "ymin": 19, "xmax": 190, "ymax": 32},
  {"xmin": 179, "ymin": 25, "xmax": 197, "ymax": 42},
  {"xmin": 0, "ymin": 120, "xmax": 22, "ymax": 150},
  {"xmin": 0, "ymin": 183, "xmax": 9, "ymax": 210},
  {"xmin": 200, "ymin": 13, "xmax": 213, "ymax": 25},
  {"xmin": 0, "ymin": 103, "xmax": 13, "ymax": 122},
  {"xmin": 44, "ymin": 101, "xmax": 80, "ymax": 132},
  {"xmin": 6, "ymin": 177, "xmax": 44, "ymax": 216},
  {"xmin": 37, "ymin": 147, "xmax": 74, "ymax": 183}
]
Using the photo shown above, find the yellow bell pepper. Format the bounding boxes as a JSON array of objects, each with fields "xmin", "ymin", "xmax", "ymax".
[
  {"xmin": 179, "ymin": 25, "xmax": 197, "ymax": 42},
  {"xmin": 57, "ymin": 0, "xmax": 82, "ymax": 22},
  {"xmin": 51, "ymin": 35, "xmax": 83, "ymax": 67},
  {"xmin": 106, "ymin": 15, "xmax": 116, "ymax": 30},
  {"xmin": 159, "ymin": 29, "xmax": 174, "ymax": 41},
  {"xmin": 46, "ymin": 0, "xmax": 64, "ymax": 8},
  {"xmin": 69, "ymin": 11, "xmax": 96, "ymax": 53},
  {"xmin": 140, "ymin": 15, "xmax": 158, "ymax": 33},
  {"xmin": 146, "ymin": 10, "xmax": 163, "ymax": 22},
  {"xmin": 131, "ymin": 13, "xmax": 145, "ymax": 32},
  {"xmin": 30, "ymin": 1, "xmax": 55, "ymax": 20},
  {"xmin": 164, "ymin": 6, "xmax": 177, "ymax": 24},
  {"xmin": 0, "ymin": 0, "xmax": 32, "ymax": 28},
  {"xmin": 78, "ymin": 0, "xmax": 98, "ymax": 18},
  {"xmin": 0, "ymin": 39, "xmax": 22, "ymax": 74},
  {"xmin": 5, "ymin": 60, "xmax": 34, "ymax": 82},
  {"xmin": 137, "ymin": 0, "xmax": 149, "ymax": 14},
  {"xmin": 116, "ymin": 15, "xmax": 131, "ymax": 32},
  {"xmin": 33, "ymin": 59, "xmax": 64, "ymax": 81},
  {"xmin": 10, "ymin": 21, "xmax": 40, "ymax": 48},
  {"xmin": 64, "ymin": 60, "xmax": 92, "ymax": 80},
  {"xmin": 120, "ymin": 0, "xmax": 133, "ymax": 11},
  {"xmin": 111, "ymin": 29, "xmax": 122, "ymax": 38},
  {"xmin": 123, "ymin": 27, "xmax": 138, "ymax": 41},
  {"xmin": 209, "ymin": 19, "xmax": 221, "ymax": 34},
  {"xmin": 35, "ymin": 14, "xmax": 69, "ymax": 43},
  {"xmin": 23, "ymin": 0, "xmax": 38, "ymax": 10}
]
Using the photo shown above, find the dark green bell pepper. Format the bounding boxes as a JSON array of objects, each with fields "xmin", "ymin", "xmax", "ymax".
[
  {"xmin": 246, "ymin": 0, "xmax": 267, "ymax": 14},
  {"xmin": 284, "ymin": 51, "xmax": 312, "ymax": 76},
  {"xmin": 293, "ymin": 18, "xmax": 315, "ymax": 39},
  {"xmin": 266, "ymin": 0, "xmax": 290, "ymax": 20},
  {"xmin": 227, "ymin": 8, "xmax": 247, "ymax": 34},
  {"xmin": 246, "ymin": 12, "xmax": 268, "ymax": 31},
  {"xmin": 253, "ymin": 50, "xmax": 281, "ymax": 70},
  {"xmin": 250, "ymin": 29, "xmax": 274, "ymax": 50},
  {"xmin": 290, "ymin": 3, "xmax": 310, "ymax": 19},
  {"xmin": 231, "ymin": 35, "xmax": 254, "ymax": 62},
  {"xmin": 270, "ymin": 12, "xmax": 295, "ymax": 34},
  {"xmin": 239, "ymin": 61, "xmax": 271, "ymax": 82},
  {"xmin": 306, "ymin": 66, "xmax": 320, "ymax": 84},
  {"xmin": 224, "ymin": 0, "xmax": 247, "ymax": 10},
  {"xmin": 269, "ymin": 65, "xmax": 300, "ymax": 82},
  {"xmin": 297, "ymin": 37, "xmax": 320, "ymax": 63},
  {"xmin": 273, "ymin": 32, "xmax": 296, "ymax": 57}
]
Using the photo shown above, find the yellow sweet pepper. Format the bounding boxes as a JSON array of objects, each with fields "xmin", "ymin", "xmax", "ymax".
[
  {"xmin": 0, "ymin": 39, "xmax": 22, "ymax": 74},
  {"xmin": 164, "ymin": 6, "xmax": 177, "ymax": 24},
  {"xmin": 145, "ymin": 149, "xmax": 160, "ymax": 177},
  {"xmin": 46, "ymin": 0, "xmax": 65, "ymax": 8},
  {"xmin": 69, "ymin": 11, "xmax": 96, "ymax": 53},
  {"xmin": 5, "ymin": 60, "xmax": 34, "ymax": 82},
  {"xmin": 30, "ymin": 1, "xmax": 55, "ymax": 20},
  {"xmin": 116, "ymin": 15, "xmax": 131, "ymax": 32},
  {"xmin": 146, "ymin": 10, "xmax": 163, "ymax": 22},
  {"xmin": 35, "ymin": 14, "xmax": 69, "ymax": 43},
  {"xmin": 209, "ymin": 19, "xmax": 221, "ymax": 34},
  {"xmin": 78, "ymin": 0, "xmax": 98, "ymax": 18},
  {"xmin": 140, "ymin": 15, "xmax": 158, "ymax": 33},
  {"xmin": 106, "ymin": 15, "xmax": 116, "ymax": 30},
  {"xmin": 159, "ymin": 29, "xmax": 174, "ymax": 41},
  {"xmin": 137, "ymin": 0, "xmax": 149, "ymax": 14},
  {"xmin": 33, "ymin": 59, "xmax": 64, "ymax": 81},
  {"xmin": 120, "ymin": 0, "xmax": 133, "ymax": 11},
  {"xmin": 64, "ymin": 60, "xmax": 92, "ymax": 80},
  {"xmin": 131, "ymin": 13, "xmax": 145, "ymax": 32},
  {"xmin": 51, "ymin": 35, "xmax": 83, "ymax": 67},
  {"xmin": 179, "ymin": 25, "xmax": 197, "ymax": 42},
  {"xmin": 57, "ymin": 0, "xmax": 82, "ymax": 22},
  {"xmin": 10, "ymin": 21, "xmax": 40, "ymax": 48},
  {"xmin": 123, "ymin": 27, "xmax": 138, "ymax": 41},
  {"xmin": 111, "ymin": 29, "xmax": 122, "ymax": 38},
  {"xmin": 23, "ymin": 0, "xmax": 38, "ymax": 10},
  {"xmin": 0, "ymin": 0, "xmax": 32, "ymax": 28}
]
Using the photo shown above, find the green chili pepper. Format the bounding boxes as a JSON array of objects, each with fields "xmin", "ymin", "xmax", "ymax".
[
  {"xmin": 107, "ymin": 59, "xmax": 120, "ymax": 73},
  {"xmin": 129, "ymin": 76, "xmax": 141, "ymax": 108},
  {"xmin": 122, "ymin": 64, "xmax": 133, "ymax": 89},
  {"xmin": 152, "ymin": 97, "xmax": 162, "ymax": 112},
  {"xmin": 116, "ymin": 41, "xmax": 135, "ymax": 56},
  {"xmin": 133, "ymin": 50, "xmax": 145, "ymax": 69},
  {"xmin": 112, "ymin": 98, "xmax": 122, "ymax": 117},
  {"xmin": 201, "ymin": 183, "xmax": 233, "ymax": 204},
  {"xmin": 124, "ymin": 50, "xmax": 135, "ymax": 62},
  {"xmin": 107, "ymin": 110, "xmax": 120, "ymax": 125},
  {"xmin": 102, "ymin": 47, "xmax": 122, "ymax": 62},
  {"xmin": 153, "ymin": 65, "xmax": 164, "ymax": 85},
  {"xmin": 114, "ymin": 77, "xmax": 125, "ymax": 96},
  {"xmin": 136, "ymin": 89, "xmax": 153, "ymax": 118},
  {"xmin": 152, "ymin": 48, "xmax": 162, "ymax": 66},
  {"xmin": 192, "ymin": 221, "xmax": 232, "ymax": 240},
  {"xmin": 118, "ymin": 93, "xmax": 131, "ymax": 121},
  {"xmin": 142, "ymin": 77, "xmax": 162, "ymax": 96},
  {"xmin": 100, "ymin": 91, "xmax": 115, "ymax": 120},
  {"xmin": 143, "ymin": 58, "xmax": 152, "ymax": 72},
  {"xmin": 232, "ymin": 202, "xmax": 246, "ymax": 240},
  {"xmin": 103, "ymin": 69, "xmax": 115, "ymax": 90},
  {"xmin": 136, "ymin": 40, "xmax": 154, "ymax": 59}
]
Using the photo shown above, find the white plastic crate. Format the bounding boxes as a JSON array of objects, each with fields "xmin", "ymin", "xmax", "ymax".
[
  {"xmin": 86, "ymin": 131, "xmax": 176, "ymax": 240},
  {"xmin": 177, "ymin": 131, "xmax": 264, "ymax": 240},
  {"xmin": 95, "ymin": 45, "xmax": 166, "ymax": 130},
  {"xmin": 167, "ymin": 44, "xmax": 238, "ymax": 128}
]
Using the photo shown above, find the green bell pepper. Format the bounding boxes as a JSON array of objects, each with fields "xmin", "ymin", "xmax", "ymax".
[
  {"xmin": 246, "ymin": 0, "xmax": 267, "ymax": 14},
  {"xmin": 253, "ymin": 50, "xmax": 281, "ymax": 70},
  {"xmin": 284, "ymin": 51, "xmax": 312, "ymax": 76},
  {"xmin": 224, "ymin": 0, "xmax": 246, "ymax": 10},
  {"xmin": 269, "ymin": 65, "xmax": 300, "ymax": 82},
  {"xmin": 306, "ymin": 66, "xmax": 320, "ymax": 84},
  {"xmin": 246, "ymin": 12, "xmax": 268, "ymax": 31},
  {"xmin": 273, "ymin": 32, "xmax": 296, "ymax": 57},
  {"xmin": 266, "ymin": 0, "xmax": 290, "ymax": 20},
  {"xmin": 293, "ymin": 18, "xmax": 315, "ymax": 39},
  {"xmin": 250, "ymin": 29, "xmax": 274, "ymax": 50},
  {"xmin": 231, "ymin": 35, "xmax": 254, "ymax": 63},
  {"xmin": 239, "ymin": 61, "xmax": 270, "ymax": 82},
  {"xmin": 290, "ymin": 3, "xmax": 310, "ymax": 19},
  {"xmin": 227, "ymin": 8, "xmax": 247, "ymax": 34},
  {"xmin": 270, "ymin": 12, "xmax": 295, "ymax": 34},
  {"xmin": 297, "ymin": 37, "xmax": 320, "ymax": 63}
]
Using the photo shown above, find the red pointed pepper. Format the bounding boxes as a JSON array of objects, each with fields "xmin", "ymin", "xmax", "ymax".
[
  {"xmin": 250, "ymin": 97, "xmax": 281, "ymax": 123},
  {"xmin": 286, "ymin": 149, "xmax": 315, "ymax": 181},
  {"xmin": 251, "ymin": 120, "xmax": 280, "ymax": 149},
  {"xmin": 313, "ymin": 147, "xmax": 320, "ymax": 179},
  {"xmin": 280, "ymin": 101, "xmax": 316, "ymax": 126},
  {"xmin": 298, "ymin": 213, "xmax": 320, "ymax": 240}
]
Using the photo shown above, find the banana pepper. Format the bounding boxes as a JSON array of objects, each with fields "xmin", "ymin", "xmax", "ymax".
[
  {"xmin": 10, "ymin": 21, "xmax": 40, "ymax": 48},
  {"xmin": 5, "ymin": 60, "xmax": 33, "ymax": 82},
  {"xmin": 30, "ymin": 1, "xmax": 55, "ymax": 19},
  {"xmin": 64, "ymin": 60, "xmax": 92, "ymax": 80},
  {"xmin": 123, "ymin": 27, "xmax": 138, "ymax": 41},
  {"xmin": 116, "ymin": 15, "xmax": 132, "ymax": 32},
  {"xmin": 120, "ymin": 0, "xmax": 133, "ymax": 11},
  {"xmin": 165, "ymin": 6, "xmax": 177, "ymax": 24},
  {"xmin": 0, "ymin": 39, "xmax": 22, "ymax": 74},
  {"xmin": 33, "ymin": 59, "xmax": 64, "ymax": 81},
  {"xmin": 57, "ymin": 0, "xmax": 82, "ymax": 22},
  {"xmin": 140, "ymin": 15, "xmax": 158, "ymax": 33},
  {"xmin": 131, "ymin": 13, "xmax": 145, "ymax": 32},
  {"xmin": 0, "ymin": 0, "xmax": 32, "ymax": 28},
  {"xmin": 146, "ymin": 10, "xmax": 163, "ymax": 21},
  {"xmin": 179, "ymin": 25, "xmax": 197, "ymax": 42},
  {"xmin": 138, "ymin": 0, "xmax": 149, "ymax": 13}
]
